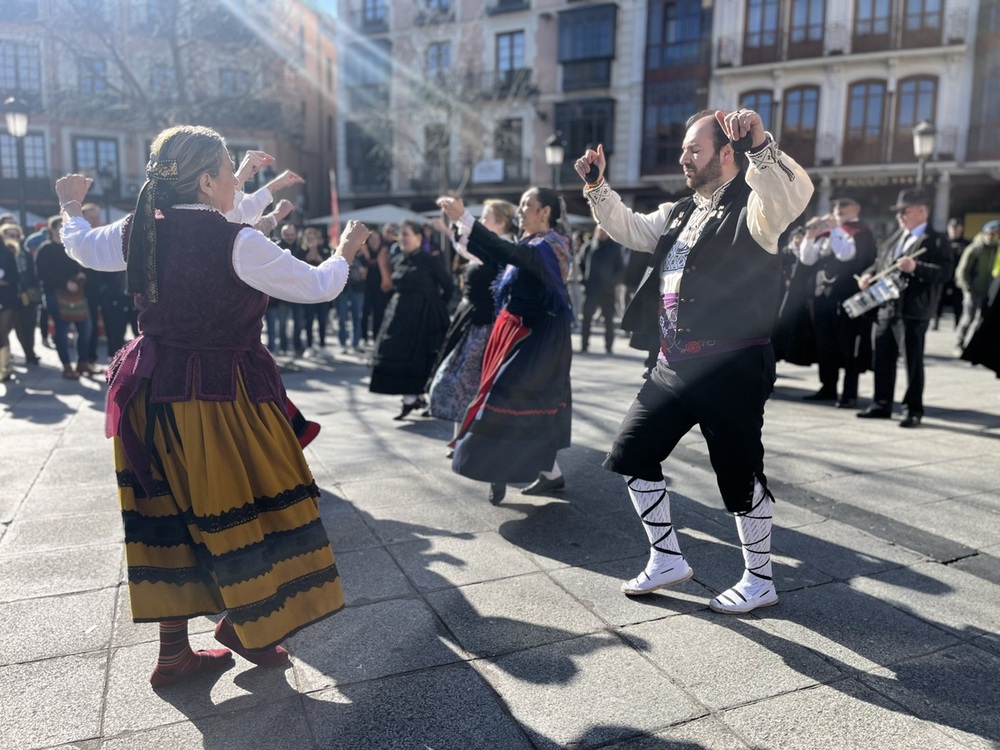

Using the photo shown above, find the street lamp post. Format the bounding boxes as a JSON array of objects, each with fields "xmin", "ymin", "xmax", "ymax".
[
  {"xmin": 544, "ymin": 131, "xmax": 566, "ymax": 191},
  {"xmin": 912, "ymin": 120, "xmax": 936, "ymax": 188},
  {"xmin": 3, "ymin": 97, "xmax": 29, "ymax": 230}
]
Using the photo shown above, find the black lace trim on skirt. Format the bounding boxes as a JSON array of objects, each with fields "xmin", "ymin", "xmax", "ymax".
[
  {"xmin": 226, "ymin": 564, "xmax": 340, "ymax": 625},
  {"xmin": 122, "ymin": 508, "xmax": 193, "ymax": 547},
  {"xmin": 116, "ymin": 469, "xmax": 172, "ymax": 499},
  {"xmin": 184, "ymin": 482, "xmax": 320, "ymax": 534},
  {"xmin": 128, "ymin": 564, "xmax": 216, "ymax": 587},
  {"xmin": 210, "ymin": 519, "xmax": 332, "ymax": 588}
]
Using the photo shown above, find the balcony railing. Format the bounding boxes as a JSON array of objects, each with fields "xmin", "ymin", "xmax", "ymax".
[
  {"xmin": 563, "ymin": 60, "xmax": 612, "ymax": 91},
  {"xmin": 415, "ymin": 6, "xmax": 455, "ymax": 25},
  {"xmin": 853, "ymin": 5, "xmax": 967, "ymax": 53},
  {"xmin": 464, "ymin": 68, "xmax": 536, "ymax": 99},
  {"xmin": 351, "ymin": 8, "xmax": 389, "ymax": 34},
  {"xmin": 945, "ymin": 6, "xmax": 970, "ymax": 43},
  {"xmin": 816, "ymin": 134, "xmax": 840, "ymax": 166},
  {"xmin": 719, "ymin": 8, "xmax": 965, "ymax": 67},
  {"xmin": 346, "ymin": 83, "xmax": 391, "ymax": 110},
  {"xmin": 842, "ymin": 133, "xmax": 886, "ymax": 166},
  {"xmin": 486, "ymin": 0, "xmax": 530, "ymax": 15},
  {"xmin": 934, "ymin": 125, "xmax": 959, "ymax": 159},
  {"xmin": 410, "ymin": 166, "xmax": 452, "ymax": 192},
  {"xmin": 780, "ymin": 132, "xmax": 817, "ymax": 167},
  {"xmin": 824, "ymin": 22, "xmax": 849, "ymax": 54},
  {"xmin": 647, "ymin": 39, "xmax": 712, "ymax": 70},
  {"xmin": 967, "ymin": 124, "xmax": 1000, "ymax": 161},
  {"xmin": 208, "ymin": 97, "xmax": 285, "ymax": 131}
]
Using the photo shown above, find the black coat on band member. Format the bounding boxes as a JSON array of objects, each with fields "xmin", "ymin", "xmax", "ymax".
[
  {"xmin": 621, "ymin": 175, "xmax": 783, "ymax": 353},
  {"xmin": 862, "ymin": 227, "xmax": 951, "ymax": 322}
]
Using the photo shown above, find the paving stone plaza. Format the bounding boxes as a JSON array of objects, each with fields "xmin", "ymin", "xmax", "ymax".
[{"xmin": 1, "ymin": 325, "xmax": 998, "ymax": 749}]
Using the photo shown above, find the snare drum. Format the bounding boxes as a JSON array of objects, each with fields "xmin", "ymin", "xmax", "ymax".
[{"xmin": 842, "ymin": 273, "xmax": 906, "ymax": 319}]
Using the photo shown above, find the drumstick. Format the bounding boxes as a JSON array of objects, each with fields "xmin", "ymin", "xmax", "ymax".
[{"xmin": 854, "ymin": 246, "xmax": 928, "ymax": 284}]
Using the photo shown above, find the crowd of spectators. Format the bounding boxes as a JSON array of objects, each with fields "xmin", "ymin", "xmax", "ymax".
[{"xmin": 2, "ymin": 193, "xmax": 996, "ymax": 397}]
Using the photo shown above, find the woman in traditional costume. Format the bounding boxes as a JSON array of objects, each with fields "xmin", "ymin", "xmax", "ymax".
[
  {"xmin": 369, "ymin": 219, "xmax": 453, "ymax": 419},
  {"xmin": 426, "ymin": 200, "xmax": 516, "ymax": 451},
  {"xmin": 438, "ymin": 188, "xmax": 573, "ymax": 504},
  {"xmin": 56, "ymin": 125, "xmax": 368, "ymax": 687}
]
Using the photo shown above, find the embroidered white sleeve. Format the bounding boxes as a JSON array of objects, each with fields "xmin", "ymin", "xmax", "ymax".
[
  {"xmin": 584, "ymin": 181, "xmax": 671, "ymax": 254},
  {"xmin": 745, "ymin": 138, "xmax": 814, "ymax": 254}
]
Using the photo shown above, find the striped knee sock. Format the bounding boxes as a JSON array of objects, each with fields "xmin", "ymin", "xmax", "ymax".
[{"xmin": 150, "ymin": 620, "xmax": 232, "ymax": 687}]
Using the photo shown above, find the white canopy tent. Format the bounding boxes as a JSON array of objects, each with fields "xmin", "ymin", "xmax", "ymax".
[
  {"xmin": 305, "ymin": 203, "xmax": 428, "ymax": 227},
  {"xmin": 420, "ymin": 205, "xmax": 594, "ymax": 229}
]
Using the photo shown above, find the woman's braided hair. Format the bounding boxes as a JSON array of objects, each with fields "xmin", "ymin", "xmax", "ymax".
[{"xmin": 126, "ymin": 125, "xmax": 227, "ymax": 301}]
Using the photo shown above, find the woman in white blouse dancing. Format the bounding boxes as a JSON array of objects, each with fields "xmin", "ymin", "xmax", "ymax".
[{"xmin": 56, "ymin": 125, "xmax": 368, "ymax": 688}]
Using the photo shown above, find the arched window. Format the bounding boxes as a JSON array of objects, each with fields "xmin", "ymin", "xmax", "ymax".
[
  {"xmin": 894, "ymin": 76, "xmax": 937, "ymax": 161},
  {"xmin": 782, "ymin": 85, "xmax": 819, "ymax": 166},
  {"xmin": 740, "ymin": 89, "xmax": 775, "ymax": 133},
  {"xmin": 844, "ymin": 79, "xmax": 886, "ymax": 164}
]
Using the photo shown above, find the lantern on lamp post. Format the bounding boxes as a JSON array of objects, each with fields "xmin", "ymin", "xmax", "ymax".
[
  {"xmin": 912, "ymin": 120, "xmax": 936, "ymax": 188},
  {"xmin": 3, "ymin": 97, "xmax": 29, "ymax": 230},
  {"xmin": 545, "ymin": 131, "xmax": 566, "ymax": 191}
]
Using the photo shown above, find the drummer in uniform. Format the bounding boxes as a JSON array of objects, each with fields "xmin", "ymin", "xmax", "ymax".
[
  {"xmin": 856, "ymin": 188, "xmax": 951, "ymax": 428},
  {"xmin": 798, "ymin": 197, "xmax": 877, "ymax": 408}
]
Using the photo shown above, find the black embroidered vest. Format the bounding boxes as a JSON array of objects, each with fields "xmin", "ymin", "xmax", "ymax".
[{"xmin": 621, "ymin": 176, "xmax": 782, "ymax": 351}]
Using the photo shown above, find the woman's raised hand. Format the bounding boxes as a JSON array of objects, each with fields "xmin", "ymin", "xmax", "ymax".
[
  {"xmin": 337, "ymin": 220, "xmax": 370, "ymax": 265},
  {"xmin": 235, "ymin": 151, "xmax": 275, "ymax": 185},
  {"xmin": 266, "ymin": 170, "xmax": 305, "ymax": 194},
  {"xmin": 436, "ymin": 196, "xmax": 465, "ymax": 223},
  {"xmin": 272, "ymin": 199, "xmax": 295, "ymax": 224},
  {"xmin": 55, "ymin": 174, "xmax": 94, "ymax": 206}
]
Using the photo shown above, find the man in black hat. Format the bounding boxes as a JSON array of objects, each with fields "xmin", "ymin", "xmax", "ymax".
[
  {"xmin": 856, "ymin": 188, "xmax": 951, "ymax": 427},
  {"xmin": 798, "ymin": 197, "xmax": 877, "ymax": 408}
]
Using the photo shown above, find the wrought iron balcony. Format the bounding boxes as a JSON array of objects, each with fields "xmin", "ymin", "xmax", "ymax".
[
  {"xmin": 486, "ymin": 0, "xmax": 530, "ymax": 15},
  {"xmin": 415, "ymin": 6, "xmax": 455, "ymax": 25},
  {"xmin": 464, "ymin": 68, "xmax": 536, "ymax": 99},
  {"xmin": 351, "ymin": 7, "xmax": 389, "ymax": 34}
]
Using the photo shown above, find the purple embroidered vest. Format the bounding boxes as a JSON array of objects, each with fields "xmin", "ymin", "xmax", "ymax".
[{"xmin": 107, "ymin": 208, "xmax": 284, "ymax": 438}]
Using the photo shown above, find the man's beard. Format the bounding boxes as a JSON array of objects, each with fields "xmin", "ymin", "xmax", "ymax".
[{"xmin": 685, "ymin": 151, "xmax": 723, "ymax": 192}]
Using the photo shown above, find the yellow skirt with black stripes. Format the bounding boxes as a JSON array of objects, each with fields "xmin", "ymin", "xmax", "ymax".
[{"xmin": 114, "ymin": 377, "xmax": 344, "ymax": 650}]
